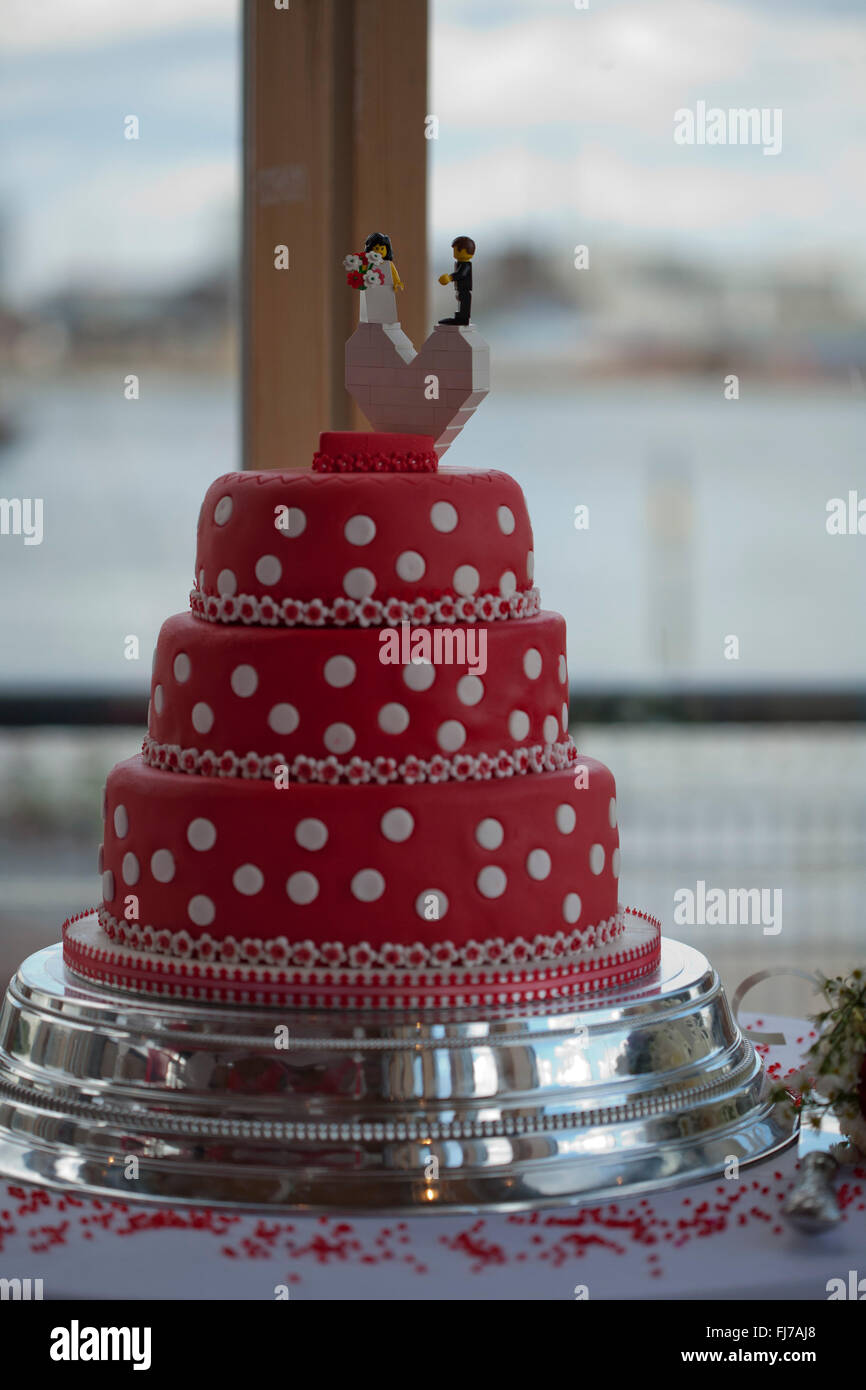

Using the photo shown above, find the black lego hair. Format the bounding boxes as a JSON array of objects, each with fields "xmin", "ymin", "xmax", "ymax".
[{"xmin": 364, "ymin": 232, "xmax": 393, "ymax": 261}]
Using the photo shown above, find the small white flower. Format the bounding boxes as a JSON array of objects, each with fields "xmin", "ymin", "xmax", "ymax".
[
  {"xmin": 343, "ymin": 253, "xmax": 362, "ymax": 271},
  {"xmin": 364, "ymin": 267, "xmax": 385, "ymax": 287},
  {"xmin": 366, "ymin": 250, "xmax": 384, "ymax": 266}
]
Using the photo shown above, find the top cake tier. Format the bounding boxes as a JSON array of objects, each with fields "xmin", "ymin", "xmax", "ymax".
[{"xmin": 193, "ymin": 458, "xmax": 536, "ymax": 627}]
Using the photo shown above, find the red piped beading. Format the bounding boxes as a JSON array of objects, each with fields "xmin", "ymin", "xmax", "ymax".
[
  {"xmin": 313, "ymin": 430, "xmax": 438, "ymax": 474},
  {"xmin": 313, "ymin": 449, "xmax": 438, "ymax": 474}
]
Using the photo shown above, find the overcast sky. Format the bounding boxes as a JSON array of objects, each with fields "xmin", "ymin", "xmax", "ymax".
[{"xmin": 1, "ymin": 0, "xmax": 864, "ymax": 304}]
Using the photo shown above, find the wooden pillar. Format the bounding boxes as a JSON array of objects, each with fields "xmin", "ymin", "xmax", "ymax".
[{"xmin": 243, "ymin": 0, "xmax": 429, "ymax": 470}]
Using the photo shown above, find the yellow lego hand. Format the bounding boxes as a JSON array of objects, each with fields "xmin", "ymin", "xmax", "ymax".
[{"xmin": 438, "ymin": 273, "xmax": 451, "ymax": 285}]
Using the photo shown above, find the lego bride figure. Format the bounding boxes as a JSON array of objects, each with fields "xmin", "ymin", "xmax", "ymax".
[{"xmin": 358, "ymin": 232, "xmax": 404, "ymax": 324}]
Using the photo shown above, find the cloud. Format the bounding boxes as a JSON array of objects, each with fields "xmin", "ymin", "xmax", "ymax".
[
  {"xmin": 429, "ymin": 0, "xmax": 866, "ymax": 261},
  {"xmin": 431, "ymin": 0, "xmax": 866, "ymax": 132},
  {"xmin": 0, "ymin": 0, "xmax": 236, "ymax": 53}
]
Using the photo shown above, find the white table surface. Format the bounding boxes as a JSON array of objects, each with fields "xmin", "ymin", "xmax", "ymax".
[{"xmin": 1, "ymin": 1014, "xmax": 863, "ymax": 1300}]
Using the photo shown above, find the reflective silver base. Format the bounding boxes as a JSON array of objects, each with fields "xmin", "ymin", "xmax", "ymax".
[{"xmin": 0, "ymin": 937, "xmax": 795, "ymax": 1213}]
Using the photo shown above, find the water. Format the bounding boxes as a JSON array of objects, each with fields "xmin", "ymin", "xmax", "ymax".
[{"xmin": 0, "ymin": 372, "xmax": 863, "ymax": 690}]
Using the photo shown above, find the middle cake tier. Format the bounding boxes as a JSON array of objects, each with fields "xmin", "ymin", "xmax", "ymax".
[
  {"xmin": 146, "ymin": 610, "xmax": 572, "ymax": 779},
  {"xmin": 99, "ymin": 754, "xmax": 622, "ymax": 964}
]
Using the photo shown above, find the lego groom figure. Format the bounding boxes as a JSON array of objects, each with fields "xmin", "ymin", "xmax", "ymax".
[{"xmin": 438, "ymin": 235, "xmax": 475, "ymax": 325}]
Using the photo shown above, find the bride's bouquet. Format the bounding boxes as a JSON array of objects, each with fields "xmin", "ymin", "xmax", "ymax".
[{"xmin": 343, "ymin": 249, "xmax": 386, "ymax": 290}]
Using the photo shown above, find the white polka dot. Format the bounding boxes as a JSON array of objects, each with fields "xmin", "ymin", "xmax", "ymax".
[
  {"xmin": 351, "ymin": 869, "xmax": 385, "ymax": 903},
  {"xmin": 499, "ymin": 570, "xmax": 517, "ymax": 598},
  {"xmin": 188, "ymin": 894, "xmax": 215, "ymax": 926},
  {"xmin": 509, "ymin": 710, "xmax": 530, "ymax": 741},
  {"xmin": 555, "ymin": 804, "xmax": 576, "ymax": 834},
  {"xmin": 589, "ymin": 843, "xmax": 605, "ymax": 875},
  {"xmin": 113, "ymin": 804, "xmax": 128, "ymax": 838},
  {"xmin": 97, "ymin": 843, "xmax": 104, "ymax": 874},
  {"xmin": 187, "ymin": 818, "xmax": 217, "ymax": 851},
  {"xmin": 453, "ymin": 564, "xmax": 480, "ymax": 596},
  {"xmin": 403, "ymin": 662, "xmax": 435, "ymax": 691},
  {"xmin": 192, "ymin": 702, "xmax": 214, "ymax": 734},
  {"xmin": 343, "ymin": 567, "xmax": 376, "ymax": 599},
  {"xmin": 198, "ymin": 568, "xmax": 205, "ymax": 590},
  {"xmin": 477, "ymin": 865, "xmax": 507, "ymax": 899},
  {"xmin": 497, "ymin": 505, "xmax": 515, "ymax": 535},
  {"xmin": 558, "ymin": 654, "xmax": 567, "ymax": 684},
  {"xmin": 395, "ymin": 550, "xmax": 425, "ymax": 582},
  {"xmin": 563, "ymin": 893, "xmax": 582, "ymax": 925},
  {"xmin": 231, "ymin": 664, "xmax": 258, "ymax": 698},
  {"xmin": 430, "ymin": 500, "xmax": 458, "ymax": 532},
  {"xmin": 287, "ymin": 871, "xmax": 319, "ymax": 904},
  {"xmin": 324, "ymin": 722, "xmax": 355, "ymax": 753},
  {"xmin": 526, "ymin": 849, "xmax": 552, "ymax": 881},
  {"xmin": 609, "ymin": 798, "xmax": 618, "ymax": 828},
  {"xmin": 150, "ymin": 849, "xmax": 175, "ymax": 883},
  {"xmin": 523, "ymin": 648, "xmax": 542, "ymax": 680},
  {"xmin": 562, "ymin": 702, "xmax": 569, "ymax": 731},
  {"xmin": 612, "ymin": 847, "xmax": 621, "ymax": 878},
  {"xmin": 543, "ymin": 715, "xmax": 559, "ymax": 744},
  {"xmin": 102, "ymin": 869, "xmax": 115, "ymax": 900},
  {"xmin": 277, "ymin": 506, "xmax": 306, "ymax": 538},
  {"xmin": 415, "ymin": 889, "xmax": 449, "ymax": 920},
  {"xmin": 217, "ymin": 568, "xmax": 237, "ymax": 597},
  {"xmin": 233, "ymin": 863, "xmax": 264, "ymax": 896},
  {"xmin": 214, "ymin": 495, "xmax": 233, "ymax": 526},
  {"xmin": 437, "ymin": 719, "xmax": 466, "ymax": 752},
  {"xmin": 475, "ymin": 818, "xmax": 504, "ymax": 850},
  {"xmin": 295, "ymin": 819, "xmax": 328, "ymax": 851},
  {"xmin": 255, "ymin": 554, "xmax": 282, "ymax": 586},
  {"xmin": 153, "ymin": 684, "xmax": 164, "ymax": 715},
  {"xmin": 121, "ymin": 852, "xmax": 139, "ymax": 886},
  {"xmin": 378, "ymin": 703, "xmax": 409, "ymax": 735},
  {"xmin": 324, "ymin": 655, "xmax": 356, "ymax": 688},
  {"xmin": 527, "ymin": 551, "xmax": 534, "ymax": 580},
  {"xmin": 380, "ymin": 808, "xmax": 414, "ymax": 842},
  {"xmin": 173, "ymin": 653, "xmax": 191, "ymax": 683},
  {"xmin": 456, "ymin": 674, "xmax": 484, "ymax": 706},
  {"xmin": 268, "ymin": 703, "xmax": 299, "ymax": 735},
  {"xmin": 344, "ymin": 514, "xmax": 376, "ymax": 546}
]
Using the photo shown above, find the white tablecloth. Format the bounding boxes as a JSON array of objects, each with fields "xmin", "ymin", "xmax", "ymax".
[{"xmin": 1, "ymin": 1015, "xmax": 863, "ymax": 1300}]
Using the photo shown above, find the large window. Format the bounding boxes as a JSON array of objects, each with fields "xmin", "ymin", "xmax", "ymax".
[{"xmin": 0, "ymin": 1, "xmax": 863, "ymax": 1005}]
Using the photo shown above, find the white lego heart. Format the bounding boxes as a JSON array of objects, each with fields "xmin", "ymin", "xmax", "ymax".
[{"xmin": 345, "ymin": 321, "xmax": 490, "ymax": 457}]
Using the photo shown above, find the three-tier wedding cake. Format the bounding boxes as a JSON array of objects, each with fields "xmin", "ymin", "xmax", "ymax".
[{"xmin": 63, "ymin": 309, "xmax": 660, "ymax": 1008}]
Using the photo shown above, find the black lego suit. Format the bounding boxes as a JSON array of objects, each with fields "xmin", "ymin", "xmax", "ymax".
[{"xmin": 444, "ymin": 260, "xmax": 472, "ymax": 325}]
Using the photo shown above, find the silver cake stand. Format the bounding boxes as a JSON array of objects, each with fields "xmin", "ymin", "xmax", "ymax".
[{"xmin": 0, "ymin": 936, "xmax": 795, "ymax": 1214}]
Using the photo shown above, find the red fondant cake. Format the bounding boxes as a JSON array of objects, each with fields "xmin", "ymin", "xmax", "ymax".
[{"xmin": 67, "ymin": 429, "xmax": 660, "ymax": 1005}]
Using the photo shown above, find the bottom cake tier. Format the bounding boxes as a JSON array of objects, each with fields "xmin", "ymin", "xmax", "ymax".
[{"xmin": 86, "ymin": 754, "xmax": 658, "ymax": 1004}]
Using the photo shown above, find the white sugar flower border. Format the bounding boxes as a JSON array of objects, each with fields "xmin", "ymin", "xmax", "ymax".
[
  {"xmin": 189, "ymin": 585, "xmax": 541, "ymax": 628},
  {"xmin": 96, "ymin": 904, "xmax": 632, "ymax": 971},
  {"xmin": 141, "ymin": 733, "xmax": 578, "ymax": 784}
]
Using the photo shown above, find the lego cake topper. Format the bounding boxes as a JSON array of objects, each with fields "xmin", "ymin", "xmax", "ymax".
[
  {"xmin": 438, "ymin": 235, "xmax": 475, "ymax": 326},
  {"xmin": 339, "ymin": 230, "xmax": 489, "ymax": 459}
]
